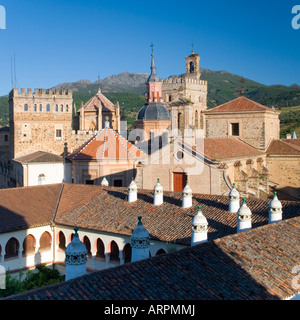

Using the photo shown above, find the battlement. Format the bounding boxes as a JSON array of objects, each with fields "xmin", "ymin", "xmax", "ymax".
[
  {"xmin": 162, "ymin": 77, "xmax": 207, "ymax": 86},
  {"xmin": 9, "ymin": 88, "xmax": 73, "ymax": 98}
]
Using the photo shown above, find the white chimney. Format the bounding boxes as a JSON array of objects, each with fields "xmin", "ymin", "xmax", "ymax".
[
  {"xmin": 237, "ymin": 198, "xmax": 252, "ymax": 233},
  {"xmin": 65, "ymin": 227, "xmax": 87, "ymax": 281},
  {"xmin": 131, "ymin": 216, "xmax": 150, "ymax": 262},
  {"xmin": 153, "ymin": 178, "xmax": 163, "ymax": 206},
  {"xmin": 268, "ymin": 191, "xmax": 282, "ymax": 224},
  {"xmin": 182, "ymin": 180, "xmax": 193, "ymax": 208},
  {"xmin": 101, "ymin": 176, "xmax": 109, "ymax": 186},
  {"xmin": 191, "ymin": 205, "xmax": 208, "ymax": 246},
  {"xmin": 229, "ymin": 183, "xmax": 240, "ymax": 213},
  {"xmin": 128, "ymin": 178, "xmax": 138, "ymax": 203}
]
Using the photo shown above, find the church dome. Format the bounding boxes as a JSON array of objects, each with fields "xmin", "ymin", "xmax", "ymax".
[{"xmin": 137, "ymin": 102, "xmax": 170, "ymax": 121}]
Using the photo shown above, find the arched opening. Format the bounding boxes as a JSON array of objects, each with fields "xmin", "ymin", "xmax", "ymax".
[
  {"xmin": 83, "ymin": 236, "xmax": 91, "ymax": 257},
  {"xmin": 190, "ymin": 62, "xmax": 195, "ymax": 73},
  {"xmin": 22, "ymin": 234, "xmax": 36, "ymax": 255},
  {"xmin": 39, "ymin": 231, "xmax": 52, "ymax": 251},
  {"xmin": 109, "ymin": 241, "xmax": 120, "ymax": 263},
  {"xmin": 58, "ymin": 231, "xmax": 66, "ymax": 251},
  {"xmin": 96, "ymin": 238, "xmax": 105, "ymax": 259},
  {"xmin": 178, "ymin": 112, "xmax": 183, "ymax": 135},
  {"xmin": 46, "ymin": 104, "xmax": 50, "ymax": 112},
  {"xmin": 123, "ymin": 243, "xmax": 132, "ymax": 263},
  {"xmin": 5, "ymin": 237, "xmax": 19, "ymax": 259},
  {"xmin": 195, "ymin": 110, "xmax": 199, "ymax": 129},
  {"xmin": 155, "ymin": 248, "xmax": 166, "ymax": 256}
]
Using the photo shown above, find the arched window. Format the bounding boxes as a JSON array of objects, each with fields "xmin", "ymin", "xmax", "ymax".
[
  {"xmin": 156, "ymin": 248, "xmax": 166, "ymax": 256},
  {"xmin": 195, "ymin": 110, "xmax": 199, "ymax": 129},
  {"xmin": 190, "ymin": 62, "xmax": 195, "ymax": 73},
  {"xmin": 39, "ymin": 104, "xmax": 42, "ymax": 112},
  {"xmin": 5, "ymin": 237, "xmax": 19, "ymax": 259},
  {"xmin": 60, "ymin": 105, "xmax": 63, "ymax": 112},
  {"xmin": 96, "ymin": 238, "xmax": 105, "ymax": 259},
  {"xmin": 39, "ymin": 231, "xmax": 52, "ymax": 250},
  {"xmin": 66, "ymin": 105, "xmax": 69, "ymax": 112},
  {"xmin": 169, "ymin": 95, "xmax": 172, "ymax": 102},
  {"xmin": 33, "ymin": 104, "xmax": 37, "ymax": 112},
  {"xmin": 24, "ymin": 104, "xmax": 28, "ymax": 112},
  {"xmin": 58, "ymin": 231, "xmax": 66, "ymax": 251},
  {"xmin": 46, "ymin": 104, "xmax": 50, "ymax": 112},
  {"xmin": 109, "ymin": 241, "xmax": 120, "ymax": 262},
  {"xmin": 83, "ymin": 236, "xmax": 91, "ymax": 257},
  {"xmin": 55, "ymin": 105, "xmax": 58, "ymax": 112},
  {"xmin": 22, "ymin": 234, "xmax": 36, "ymax": 255},
  {"xmin": 123, "ymin": 243, "xmax": 132, "ymax": 263}
]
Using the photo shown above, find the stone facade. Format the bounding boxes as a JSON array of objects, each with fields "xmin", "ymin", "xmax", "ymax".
[{"xmin": 162, "ymin": 52, "xmax": 207, "ymax": 135}]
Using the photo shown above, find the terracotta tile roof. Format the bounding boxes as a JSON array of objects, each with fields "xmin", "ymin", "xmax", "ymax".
[
  {"xmin": 4, "ymin": 215, "xmax": 300, "ymax": 300},
  {"xmin": 205, "ymin": 96, "xmax": 276, "ymax": 113},
  {"xmin": 54, "ymin": 185, "xmax": 299, "ymax": 245},
  {"xmin": 0, "ymin": 184, "xmax": 63, "ymax": 233},
  {"xmin": 267, "ymin": 139, "xmax": 300, "ymax": 155},
  {"xmin": 14, "ymin": 151, "xmax": 64, "ymax": 164},
  {"xmin": 193, "ymin": 138, "xmax": 265, "ymax": 161},
  {"xmin": 82, "ymin": 91, "xmax": 116, "ymax": 112},
  {"xmin": 67, "ymin": 128, "xmax": 147, "ymax": 161},
  {"xmin": 0, "ymin": 184, "xmax": 299, "ymax": 243}
]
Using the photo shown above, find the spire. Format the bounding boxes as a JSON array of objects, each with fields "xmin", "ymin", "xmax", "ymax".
[
  {"xmin": 292, "ymin": 131, "xmax": 297, "ymax": 139},
  {"xmin": 153, "ymin": 178, "xmax": 163, "ymax": 205},
  {"xmin": 268, "ymin": 191, "xmax": 282, "ymax": 224},
  {"xmin": 191, "ymin": 205, "xmax": 208, "ymax": 245},
  {"xmin": 65, "ymin": 227, "xmax": 87, "ymax": 281},
  {"xmin": 101, "ymin": 176, "xmax": 109, "ymax": 186},
  {"xmin": 228, "ymin": 183, "xmax": 240, "ymax": 213},
  {"xmin": 237, "ymin": 198, "xmax": 252, "ymax": 233},
  {"xmin": 128, "ymin": 177, "xmax": 138, "ymax": 203},
  {"xmin": 182, "ymin": 180, "xmax": 193, "ymax": 208},
  {"xmin": 147, "ymin": 43, "xmax": 160, "ymax": 83},
  {"xmin": 131, "ymin": 216, "xmax": 150, "ymax": 262}
]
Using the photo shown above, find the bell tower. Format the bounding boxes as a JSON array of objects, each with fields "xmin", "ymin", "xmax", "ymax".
[{"xmin": 185, "ymin": 51, "xmax": 201, "ymax": 79}]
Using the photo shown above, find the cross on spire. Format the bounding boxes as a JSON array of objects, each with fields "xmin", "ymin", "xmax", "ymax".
[{"xmin": 150, "ymin": 42, "xmax": 154, "ymax": 56}]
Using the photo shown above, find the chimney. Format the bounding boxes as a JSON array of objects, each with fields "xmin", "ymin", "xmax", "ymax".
[
  {"xmin": 128, "ymin": 178, "xmax": 138, "ymax": 203},
  {"xmin": 237, "ymin": 198, "xmax": 252, "ymax": 233},
  {"xmin": 131, "ymin": 216, "xmax": 150, "ymax": 262},
  {"xmin": 268, "ymin": 191, "xmax": 282, "ymax": 224},
  {"xmin": 182, "ymin": 180, "xmax": 193, "ymax": 208},
  {"xmin": 153, "ymin": 178, "xmax": 163, "ymax": 206},
  {"xmin": 101, "ymin": 176, "xmax": 109, "ymax": 186},
  {"xmin": 191, "ymin": 205, "xmax": 208, "ymax": 246},
  {"xmin": 228, "ymin": 183, "xmax": 240, "ymax": 213},
  {"xmin": 65, "ymin": 227, "xmax": 87, "ymax": 281}
]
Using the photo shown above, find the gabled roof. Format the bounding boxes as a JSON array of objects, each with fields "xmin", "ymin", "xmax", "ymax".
[
  {"xmin": 205, "ymin": 96, "xmax": 277, "ymax": 113},
  {"xmin": 267, "ymin": 139, "xmax": 300, "ymax": 155},
  {"xmin": 4, "ymin": 215, "xmax": 300, "ymax": 300},
  {"xmin": 14, "ymin": 151, "xmax": 64, "ymax": 164},
  {"xmin": 0, "ymin": 184, "xmax": 299, "ymax": 246},
  {"xmin": 67, "ymin": 128, "xmax": 147, "ymax": 161},
  {"xmin": 80, "ymin": 89, "xmax": 116, "ymax": 113},
  {"xmin": 197, "ymin": 138, "xmax": 265, "ymax": 161}
]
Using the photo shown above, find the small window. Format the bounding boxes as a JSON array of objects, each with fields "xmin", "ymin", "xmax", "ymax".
[
  {"xmin": 113, "ymin": 179, "xmax": 123, "ymax": 187},
  {"xmin": 169, "ymin": 95, "xmax": 172, "ymax": 102},
  {"xmin": 56, "ymin": 129, "xmax": 62, "ymax": 141},
  {"xmin": 46, "ymin": 104, "xmax": 50, "ymax": 112},
  {"xmin": 231, "ymin": 123, "xmax": 240, "ymax": 136},
  {"xmin": 55, "ymin": 105, "xmax": 58, "ymax": 112},
  {"xmin": 4, "ymin": 135, "xmax": 8, "ymax": 142},
  {"xmin": 66, "ymin": 105, "xmax": 69, "ymax": 112},
  {"xmin": 24, "ymin": 104, "xmax": 28, "ymax": 112},
  {"xmin": 39, "ymin": 104, "xmax": 42, "ymax": 112},
  {"xmin": 33, "ymin": 104, "xmax": 37, "ymax": 112},
  {"xmin": 60, "ymin": 105, "xmax": 63, "ymax": 112}
]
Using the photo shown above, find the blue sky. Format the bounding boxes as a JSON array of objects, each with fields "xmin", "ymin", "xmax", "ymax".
[{"xmin": 0, "ymin": 0, "xmax": 299, "ymax": 96}]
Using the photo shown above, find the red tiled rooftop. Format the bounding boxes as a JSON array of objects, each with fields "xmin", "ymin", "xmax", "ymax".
[
  {"xmin": 83, "ymin": 90, "xmax": 116, "ymax": 112},
  {"xmin": 267, "ymin": 139, "xmax": 300, "ymax": 155},
  {"xmin": 205, "ymin": 96, "xmax": 276, "ymax": 113},
  {"xmin": 67, "ymin": 128, "xmax": 147, "ymax": 161}
]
